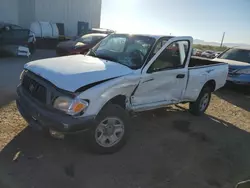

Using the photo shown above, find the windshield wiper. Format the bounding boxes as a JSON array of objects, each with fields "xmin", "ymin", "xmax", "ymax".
[
  {"xmin": 96, "ymin": 55, "xmax": 117, "ymax": 62},
  {"xmin": 88, "ymin": 50, "xmax": 117, "ymax": 62}
]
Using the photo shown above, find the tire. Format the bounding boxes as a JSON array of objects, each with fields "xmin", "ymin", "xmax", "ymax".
[
  {"xmin": 189, "ymin": 86, "xmax": 211, "ymax": 116},
  {"xmin": 86, "ymin": 104, "xmax": 130, "ymax": 154}
]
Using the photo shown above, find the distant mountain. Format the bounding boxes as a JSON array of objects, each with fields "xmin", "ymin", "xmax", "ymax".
[{"xmin": 193, "ymin": 39, "xmax": 250, "ymax": 48}]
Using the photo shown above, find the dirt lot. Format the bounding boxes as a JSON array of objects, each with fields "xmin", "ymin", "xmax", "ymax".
[
  {"xmin": 0, "ymin": 53, "xmax": 250, "ymax": 188},
  {"xmin": 0, "ymin": 50, "xmax": 55, "ymax": 107}
]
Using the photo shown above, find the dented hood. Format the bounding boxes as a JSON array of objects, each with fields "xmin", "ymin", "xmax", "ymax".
[{"xmin": 24, "ymin": 55, "xmax": 133, "ymax": 92}]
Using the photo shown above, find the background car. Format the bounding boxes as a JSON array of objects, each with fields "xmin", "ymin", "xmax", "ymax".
[
  {"xmin": 56, "ymin": 33, "xmax": 107, "ymax": 56},
  {"xmin": 201, "ymin": 50, "xmax": 214, "ymax": 58},
  {"xmin": 0, "ymin": 22, "xmax": 36, "ymax": 55},
  {"xmin": 213, "ymin": 47, "xmax": 250, "ymax": 86},
  {"xmin": 87, "ymin": 28, "xmax": 115, "ymax": 34},
  {"xmin": 215, "ymin": 51, "xmax": 221, "ymax": 56},
  {"xmin": 210, "ymin": 51, "xmax": 221, "ymax": 59},
  {"xmin": 193, "ymin": 48, "xmax": 202, "ymax": 56}
]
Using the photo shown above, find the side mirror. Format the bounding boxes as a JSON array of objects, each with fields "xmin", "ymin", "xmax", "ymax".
[{"xmin": 236, "ymin": 180, "xmax": 250, "ymax": 188}]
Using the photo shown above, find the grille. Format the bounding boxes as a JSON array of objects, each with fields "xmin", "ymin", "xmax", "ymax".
[{"xmin": 22, "ymin": 75, "xmax": 47, "ymax": 103}]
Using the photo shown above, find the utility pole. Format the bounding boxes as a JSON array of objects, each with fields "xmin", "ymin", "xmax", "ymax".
[{"xmin": 220, "ymin": 32, "xmax": 225, "ymax": 47}]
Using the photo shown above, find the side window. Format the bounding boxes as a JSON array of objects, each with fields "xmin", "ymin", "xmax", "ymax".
[
  {"xmin": 82, "ymin": 36, "xmax": 93, "ymax": 43},
  {"xmin": 153, "ymin": 39, "xmax": 168, "ymax": 54},
  {"xmin": 154, "ymin": 42, "xmax": 162, "ymax": 54},
  {"xmin": 148, "ymin": 41, "xmax": 189, "ymax": 73},
  {"xmin": 91, "ymin": 36, "xmax": 102, "ymax": 43}
]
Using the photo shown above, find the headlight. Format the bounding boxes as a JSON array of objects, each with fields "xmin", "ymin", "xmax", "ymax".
[
  {"xmin": 53, "ymin": 96, "xmax": 88, "ymax": 116},
  {"xmin": 236, "ymin": 68, "xmax": 250, "ymax": 75},
  {"xmin": 20, "ymin": 70, "xmax": 25, "ymax": 81},
  {"xmin": 74, "ymin": 42, "xmax": 84, "ymax": 49}
]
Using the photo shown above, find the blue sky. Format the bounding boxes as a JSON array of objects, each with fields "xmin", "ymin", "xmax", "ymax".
[{"xmin": 101, "ymin": 0, "xmax": 250, "ymax": 44}]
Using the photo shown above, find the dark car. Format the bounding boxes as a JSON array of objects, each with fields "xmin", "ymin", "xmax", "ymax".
[
  {"xmin": 88, "ymin": 28, "xmax": 115, "ymax": 34},
  {"xmin": 56, "ymin": 33, "xmax": 107, "ymax": 56},
  {"xmin": 0, "ymin": 22, "xmax": 36, "ymax": 55},
  {"xmin": 214, "ymin": 47, "xmax": 250, "ymax": 86}
]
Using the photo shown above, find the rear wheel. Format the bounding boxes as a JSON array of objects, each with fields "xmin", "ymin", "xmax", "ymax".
[
  {"xmin": 189, "ymin": 86, "xmax": 211, "ymax": 116},
  {"xmin": 86, "ymin": 104, "xmax": 130, "ymax": 154}
]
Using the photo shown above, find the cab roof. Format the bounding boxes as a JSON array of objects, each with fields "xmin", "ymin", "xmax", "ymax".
[
  {"xmin": 114, "ymin": 33, "xmax": 174, "ymax": 40},
  {"xmin": 82, "ymin": 33, "xmax": 108, "ymax": 37}
]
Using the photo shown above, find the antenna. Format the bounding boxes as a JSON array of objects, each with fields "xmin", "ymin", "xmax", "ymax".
[{"xmin": 220, "ymin": 32, "xmax": 225, "ymax": 47}]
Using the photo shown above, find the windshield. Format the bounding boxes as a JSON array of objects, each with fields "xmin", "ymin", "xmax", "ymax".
[
  {"xmin": 218, "ymin": 48, "xmax": 250, "ymax": 63},
  {"xmin": 89, "ymin": 34, "xmax": 156, "ymax": 69},
  {"xmin": 76, "ymin": 34, "xmax": 105, "ymax": 44}
]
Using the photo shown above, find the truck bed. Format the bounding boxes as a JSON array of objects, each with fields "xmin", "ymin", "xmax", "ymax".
[
  {"xmin": 183, "ymin": 57, "xmax": 228, "ymax": 102},
  {"xmin": 189, "ymin": 57, "xmax": 222, "ymax": 68}
]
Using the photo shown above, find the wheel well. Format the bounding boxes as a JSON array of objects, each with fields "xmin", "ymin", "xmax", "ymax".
[
  {"xmin": 204, "ymin": 80, "xmax": 216, "ymax": 92},
  {"xmin": 108, "ymin": 95, "xmax": 126, "ymax": 109}
]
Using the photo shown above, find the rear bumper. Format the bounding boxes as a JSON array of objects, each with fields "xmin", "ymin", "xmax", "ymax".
[
  {"xmin": 16, "ymin": 86, "xmax": 97, "ymax": 134},
  {"xmin": 227, "ymin": 74, "xmax": 250, "ymax": 85}
]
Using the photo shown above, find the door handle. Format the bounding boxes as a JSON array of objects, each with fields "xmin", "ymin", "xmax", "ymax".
[
  {"xmin": 142, "ymin": 78, "xmax": 154, "ymax": 83},
  {"xmin": 176, "ymin": 74, "xmax": 185, "ymax": 79}
]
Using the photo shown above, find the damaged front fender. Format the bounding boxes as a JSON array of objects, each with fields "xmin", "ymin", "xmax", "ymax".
[{"xmin": 77, "ymin": 74, "xmax": 140, "ymax": 117}]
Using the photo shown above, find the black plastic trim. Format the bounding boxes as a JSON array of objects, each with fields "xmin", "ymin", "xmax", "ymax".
[{"xmin": 75, "ymin": 76, "xmax": 120, "ymax": 93}]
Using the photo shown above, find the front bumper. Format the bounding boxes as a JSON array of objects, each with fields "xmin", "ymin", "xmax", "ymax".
[
  {"xmin": 16, "ymin": 86, "xmax": 96, "ymax": 134},
  {"xmin": 227, "ymin": 74, "xmax": 250, "ymax": 86}
]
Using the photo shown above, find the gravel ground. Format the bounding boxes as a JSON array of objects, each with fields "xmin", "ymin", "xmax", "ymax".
[
  {"xmin": 0, "ymin": 88, "xmax": 250, "ymax": 188},
  {"xmin": 0, "ymin": 52, "xmax": 250, "ymax": 188}
]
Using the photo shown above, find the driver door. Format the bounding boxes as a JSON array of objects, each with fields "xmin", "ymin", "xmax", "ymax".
[{"xmin": 131, "ymin": 37, "xmax": 192, "ymax": 111}]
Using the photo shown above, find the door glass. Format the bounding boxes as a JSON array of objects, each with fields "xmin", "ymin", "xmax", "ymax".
[
  {"xmin": 148, "ymin": 41, "xmax": 189, "ymax": 72},
  {"xmin": 153, "ymin": 39, "xmax": 168, "ymax": 54}
]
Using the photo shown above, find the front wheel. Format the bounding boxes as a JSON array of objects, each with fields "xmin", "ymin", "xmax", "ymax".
[
  {"xmin": 189, "ymin": 86, "xmax": 211, "ymax": 116},
  {"xmin": 86, "ymin": 104, "xmax": 130, "ymax": 154}
]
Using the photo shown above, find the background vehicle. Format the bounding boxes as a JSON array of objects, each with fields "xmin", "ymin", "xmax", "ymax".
[
  {"xmin": 16, "ymin": 34, "xmax": 228, "ymax": 154},
  {"xmin": 88, "ymin": 28, "xmax": 115, "ymax": 34},
  {"xmin": 201, "ymin": 50, "xmax": 215, "ymax": 58},
  {"xmin": 210, "ymin": 51, "xmax": 221, "ymax": 59},
  {"xmin": 215, "ymin": 51, "xmax": 221, "ymax": 56},
  {"xmin": 214, "ymin": 47, "xmax": 250, "ymax": 86},
  {"xmin": 193, "ymin": 48, "xmax": 202, "ymax": 56},
  {"xmin": 56, "ymin": 33, "xmax": 107, "ymax": 56},
  {"xmin": 0, "ymin": 22, "xmax": 36, "ymax": 55}
]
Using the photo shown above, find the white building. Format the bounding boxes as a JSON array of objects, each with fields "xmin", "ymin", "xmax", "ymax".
[{"xmin": 0, "ymin": 0, "xmax": 102, "ymax": 36}]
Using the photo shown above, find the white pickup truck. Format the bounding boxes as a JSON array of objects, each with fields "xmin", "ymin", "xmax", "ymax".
[{"xmin": 16, "ymin": 33, "xmax": 228, "ymax": 153}]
